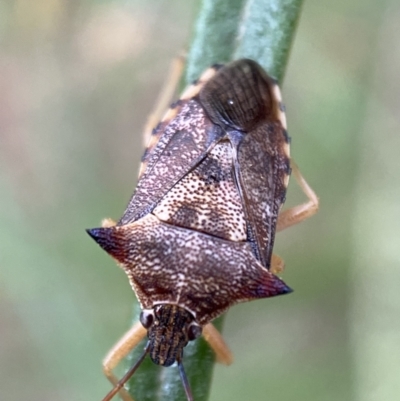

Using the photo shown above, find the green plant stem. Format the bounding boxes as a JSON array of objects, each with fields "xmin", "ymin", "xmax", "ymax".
[
  {"xmin": 234, "ymin": 0, "xmax": 304, "ymax": 83},
  {"xmin": 186, "ymin": 0, "xmax": 246, "ymax": 83},
  {"xmin": 128, "ymin": 0, "xmax": 304, "ymax": 400}
]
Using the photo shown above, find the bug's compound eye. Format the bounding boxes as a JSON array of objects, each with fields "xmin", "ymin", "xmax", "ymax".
[
  {"xmin": 140, "ymin": 309, "xmax": 154, "ymax": 329},
  {"xmin": 187, "ymin": 322, "xmax": 202, "ymax": 341}
]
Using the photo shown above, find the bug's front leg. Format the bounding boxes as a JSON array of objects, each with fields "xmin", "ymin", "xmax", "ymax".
[
  {"xmin": 102, "ymin": 322, "xmax": 147, "ymax": 401},
  {"xmin": 202, "ymin": 323, "xmax": 233, "ymax": 365},
  {"xmin": 270, "ymin": 253, "xmax": 285, "ymax": 275},
  {"xmin": 277, "ymin": 160, "xmax": 319, "ymax": 232}
]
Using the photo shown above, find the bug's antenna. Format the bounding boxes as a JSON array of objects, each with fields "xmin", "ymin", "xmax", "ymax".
[
  {"xmin": 102, "ymin": 342, "xmax": 150, "ymax": 401},
  {"xmin": 178, "ymin": 358, "xmax": 194, "ymax": 401}
]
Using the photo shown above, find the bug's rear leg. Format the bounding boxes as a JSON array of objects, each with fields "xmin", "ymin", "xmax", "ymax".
[
  {"xmin": 102, "ymin": 322, "xmax": 147, "ymax": 401},
  {"xmin": 277, "ymin": 160, "xmax": 319, "ymax": 232},
  {"xmin": 202, "ymin": 323, "xmax": 233, "ymax": 365},
  {"xmin": 142, "ymin": 55, "xmax": 185, "ymax": 146}
]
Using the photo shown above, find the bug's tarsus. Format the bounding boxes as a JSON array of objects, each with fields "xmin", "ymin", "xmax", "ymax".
[
  {"xmin": 101, "ymin": 342, "xmax": 150, "ymax": 401},
  {"xmin": 178, "ymin": 358, "xmax": 194, "ymax": 401}
]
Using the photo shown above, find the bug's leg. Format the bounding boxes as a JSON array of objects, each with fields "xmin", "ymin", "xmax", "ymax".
[
  {"xmin": 277, "ymin": 160, "xmax": 319, "ymax": 232},
  {"xmin": 202, "ymin": 323, "xmax": 233, "ymax": 365},
  {"xmin": 102, "ymin": 218, "xmax": 117, "ymax": 228},
  {"xmin": 270, "ymin": 253, "xmax": 285, "ymax": 275},
  {"xmin": 142, "ymin": 55, "xmax": 185, "ymax": 146},
  {"xmin": 102, "ymin": 322, "xmax": 147, "ymax": 401}
]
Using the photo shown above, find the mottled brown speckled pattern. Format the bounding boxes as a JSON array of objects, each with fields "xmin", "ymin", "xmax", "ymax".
[
  {"xmin": 88, "ymin": 214, "xmax": 290, "ymax": 325},
  {"xmin": 153, "ymin": 141, "xmax": 247, "ymax": 241},
  {"xmin": 235, "ymin": 121, "xmax": 290, "ymax": 268},
  {"xmin": 119, "ymin": 99, "xmax": 223, "ymax": 225},
  {"xmin": 87, "ymin": 59, "xmax": 292, "ymax": 378}
]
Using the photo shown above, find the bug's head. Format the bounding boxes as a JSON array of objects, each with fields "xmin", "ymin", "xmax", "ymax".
[
  {"xmin": 100, "ymin": 304, "xmax": 201, "ymax": 401},
  {"xmin": 140, "ymin": 304, "xmax": 202, "ymax": 366}
]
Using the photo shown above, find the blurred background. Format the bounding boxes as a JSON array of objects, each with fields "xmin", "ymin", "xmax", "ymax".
[{"xmin": 1, "ymin": 0, "xmax": 399, "ymax": 400}]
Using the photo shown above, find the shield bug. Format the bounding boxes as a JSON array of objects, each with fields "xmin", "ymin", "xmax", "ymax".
[{"xmin": 87, "ymin": 59, "xmax": 318, "ymax": 401}]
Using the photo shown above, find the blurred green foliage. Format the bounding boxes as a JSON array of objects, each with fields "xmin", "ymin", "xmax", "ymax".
[{"xmin": 1, "ymin": 1, "xmax": 399, "ymax": 401}]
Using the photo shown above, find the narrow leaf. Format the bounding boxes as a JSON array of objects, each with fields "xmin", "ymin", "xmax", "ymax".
[
  {"xmin": 234, "ymin": 0, "xmax": 305, "ymax": 83},
  {"xmin": 185, "ymin": 0, "xmax": 246, "ymax": 83}
]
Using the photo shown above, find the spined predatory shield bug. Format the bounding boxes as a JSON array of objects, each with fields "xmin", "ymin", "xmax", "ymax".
[{"xmin": 87, "ymin": 58, "xmax": 318, "ymax": 401}]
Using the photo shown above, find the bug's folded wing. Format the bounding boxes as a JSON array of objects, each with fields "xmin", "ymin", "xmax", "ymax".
[
  {"xmin": 235, "ymin": 122, "xmax": 291, "ymax": 269},
  {"xmin": 119, "ymin": 99, "xmax": 223, "ymax": 225}
]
